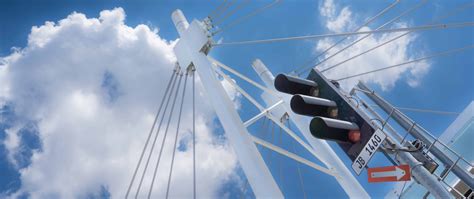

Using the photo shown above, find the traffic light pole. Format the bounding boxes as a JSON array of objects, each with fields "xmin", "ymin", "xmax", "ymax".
[
  {"xmin": 171, "ymin": 10, "xmax": 283, "ymax": 198},
  {"xmin": 251, "ymin": 59, "xmax": 370, "ymax": 198},
  {"xmin": 357, "ymin": 82, "xmax": 474, "ymax": 189}
]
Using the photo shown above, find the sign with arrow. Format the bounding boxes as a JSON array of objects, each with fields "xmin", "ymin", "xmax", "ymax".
[{"xmin": 368, "ymin": 165, "xmax": 411, "ymax": 183}]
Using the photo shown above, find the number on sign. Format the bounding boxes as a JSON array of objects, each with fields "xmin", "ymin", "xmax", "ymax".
[
  {"xmin": 371, "ymin": 139, "xmax": 378, "ymax": 147},
  {"xmin": 374, "ymin": 134, "xmax": 381, "ymax": 142},
  {"xmin": 365, "ymin": 148, "xmax": 373, "ymax": 156}
]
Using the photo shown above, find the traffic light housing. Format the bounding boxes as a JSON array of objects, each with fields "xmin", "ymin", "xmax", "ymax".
[
  {"xmin": 310, "ymin": 117, "xmax": 361, "ymax": 143},
  {"xmin": 274, "ymin": 69, "xmax": 377, "ymax": 161}
]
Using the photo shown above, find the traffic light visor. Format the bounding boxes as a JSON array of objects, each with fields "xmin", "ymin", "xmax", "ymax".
[
  {"xmin": 310, "ymin": 117, "xmax": 360, "ymax": 143},
  {"xmin": 274, "ymin": 74, "xmax": 318, "ymax": 95},
  {"xmin": 290, "ymin": 95, "xmax": 337, "ymax": 117}
]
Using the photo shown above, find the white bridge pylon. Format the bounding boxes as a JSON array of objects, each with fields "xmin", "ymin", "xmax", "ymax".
[{"xmin": 171, "ymin": 9, "xmax": 369, "ymax": 198}]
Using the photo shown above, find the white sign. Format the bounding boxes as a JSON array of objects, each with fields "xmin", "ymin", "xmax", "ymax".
[{"xmin": 352, "ymin": 129, "xmax": 386, "ymax": 175}]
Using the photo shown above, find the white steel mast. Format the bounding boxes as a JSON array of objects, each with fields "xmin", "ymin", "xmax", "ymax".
[{"xmin": 171, "ymin": 10, "xmax": 283, "ymax": 198}]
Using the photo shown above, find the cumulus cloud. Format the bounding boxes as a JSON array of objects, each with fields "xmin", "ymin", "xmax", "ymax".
[
  {"xmin": 319, "ymin": 0, "xmax": 353, "ymax": 33},
  {"xmin": 316, "ymin": 0, "xmax": 430, "ymax": 90},
  {"xmin": 0, "ymin": 7, "xmax": 241, "ymax": 198}
]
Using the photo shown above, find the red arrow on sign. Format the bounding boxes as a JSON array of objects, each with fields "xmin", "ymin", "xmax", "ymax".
[{"xmin": 368, "ymin": 165, "xmax": 411, "ymax": 183}]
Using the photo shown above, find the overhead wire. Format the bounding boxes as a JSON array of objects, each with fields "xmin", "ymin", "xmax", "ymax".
[
  {"xmin": 297, "ymin": 0, "xmax": 428, "ymax": 76},
  {"xmin": 212, "ymin": 22, "xmax": 474, "ymax": 46},
  {"xmin": 321, "ymin": 1, "xmax": 474, "ymax": 73},
  {"xmin": 125, "ymin": 70, "xmax": 176, "ymax": 199},
  {"xmin": 165, "ymin": 73, "xmax": 189, "ymax": 199},
  {"xmin": 335, "ymin": 44, "xmax": 474, "ymax": 81},
  {"xmin": 147, "ymin": 73, "xmax": 184, "ymax": 199},
  {"xmin": 133, "ymin": 69, "xmax": 180, "ymax": 199},
  {"xmin": 291, "ymin": 0, "xmax": 401, "ymax": 74},
  {"xmin": 212, "ymin": 0, "xmax": 281, "ymax": 35}
]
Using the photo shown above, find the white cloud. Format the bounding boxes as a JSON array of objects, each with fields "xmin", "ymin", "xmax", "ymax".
[
  {"xmin": 3, "ymin": 126, "xmax": 21, "ymax": 167},
  {"xmin": 0, "ymin": 7, "xmax": 241, "ymax": 198},
  {"xmin": 319, "ymin": 0, "xmax": 353, "ymax": 33},
  {"xmin": 316, "ymin": 0, "xmax": 430, "ymax": 91}
]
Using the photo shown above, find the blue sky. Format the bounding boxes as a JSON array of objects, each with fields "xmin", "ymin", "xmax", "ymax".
[{"xmin": 0, "ymin": 0, "xmax": 473, "ymax": 198}]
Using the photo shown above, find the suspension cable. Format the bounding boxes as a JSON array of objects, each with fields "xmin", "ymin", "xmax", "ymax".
[
  {"xmin": 240, "ymin": 117, "xmax": 268, "ymax": 199},
  {"xmin": 297, "ymin": 0, "xmax": 428, "ymax": 76},
  {"xmin": 278, "ymin": 121, "xmax": 284, "ymax": 186},
  {"xmin": 269, "ymin": 119, "xmax": 275, "ymax": 167},
  {"xmin": 213, "ymin": 0, "xmax": 251, "ymax": 26},
  {"xmin": 213, "ymin": 22, "xmax": 474, "ymax": 47},
  {"xmin": 210, "ymin": 0, "xmax": 235, "ymax": 22},
  {"xmin": 147, "ymin": 73, "xmax": 184, "ymax": 199},
  {"xmin": 335, "ymin": 44, "xmax": 474, "ymax": 81},
  {"xmin": 134, "ymin": 69, "xmax": 180, "ymax": 199},
  {"xmin": 125, "ymin": 69, "xmax": 176, "ymax": 199},
  {"xmin": 208, "ymin": 0, "xmax": 229, "ymax": 20},
  {"xmin": 165, "ymin": 73, "xmax": 189, "ymax": 199},
  {"xmin": 288, "ymin": 119, "xmax": 307, "ymax": 199},
  {"xmin": 212, "ymin": 0, "xmax": 281, "ymax": 35},
  {"xmin": 291, "ymin": 0, "xmax": 401, "ymax": 74},
  {"xmin": 192, "ymin": 71, "xmax": 196, "ymax": 199},
  {"xmin": 321, "ymin": 1, "xmax": 474, "ymax": 74}
]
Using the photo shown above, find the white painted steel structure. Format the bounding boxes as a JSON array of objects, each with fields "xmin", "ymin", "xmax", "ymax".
[
  {"xmin": 171, "ymin": 10, "xmax": 283, "ymax": 198},
  {"xmin": 171, "ymin": 9, "xmax": 370, "ymax": 198}
]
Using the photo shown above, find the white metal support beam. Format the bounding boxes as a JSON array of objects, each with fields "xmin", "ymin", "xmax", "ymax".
[
  {"xmin": 210, "ymin": 57, "xmax": 279, "ymax": 97},
  {"xmin": 251, "ymin": 135, "xmax": 337, "ymax": 176},
  {"xmin": 214, "ymin": 68, "xmax": 265, "ymax": 110},
  {"xmin": 252, "ymin": 59, "xmax": 370, "ymax": 198},
  {"xmin": 171, "ymin": 10, "xmax": 283, "ymax": 198},
  {"xmin": 243, "ymin": 100, "xmax": 283, "ymax": 127}
]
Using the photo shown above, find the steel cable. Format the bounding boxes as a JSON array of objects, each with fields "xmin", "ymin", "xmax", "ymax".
[
  {"xmin": 165, "ymin": 74, "xmax": 189, "ymax": 199},
  {"xmin": 288, "ymin": 120, "xmax": 307, "ymax": 199},
  {"xmin": 213, "ymin": 0, "xmax": 251, "ymax": 26},
  {"xmin": 291, "ymin": 0, "xmax": 401, "ymax": 74},
  {"xmin": 298, "ymin": 0, "xmax": 428, "ymax": 76},
  {"xmin": 125, "ymin": 70, "xmax": 176, "ymax": 199},
  {"xmin": 278, "ymin": 122, "xmax": 284, "ymax": 188},
  {"xmin": 240, "ymin": 117, "xmax": 268, "ymax": 199},
  {"xmin": 208, "ymin": 0, "xmax": 228, "ymax": 19},
  {"xmin": 209, "ymin": 0, "xmax": 234, "ymax": 22},
  {"xmin": 133, "ymin": 69, "xmax": 179, "ymax": 199},
  {"xmin": 192, "ymin": 72, "xmax": 196, "ymax": 199},
  {"xmin": 212, "ymin": 0, "xmax": 281, "ymax": 35},
  {"xmin": 321, "ymin": 1, "xmax": 474, "ymax": 73},
  {"xmin": 335, "ymin": 44, "xmax": 474, "ymax": 81},
  {"xmin": 213, "ymin": 22, "xmax": 474, "ymax": 47},
  {"xmin": 147, "ymin": 73, "xmax": 184, "ymax": 199}
]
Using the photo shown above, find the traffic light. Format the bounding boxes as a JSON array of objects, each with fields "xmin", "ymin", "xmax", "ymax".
[
  {"xmin": 274, "ymin": 69, "xmax": 377, "ymax": 161},
  {"xmin": 310, "ymin": 117, "xmax": 361, "ymax": 143}
]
